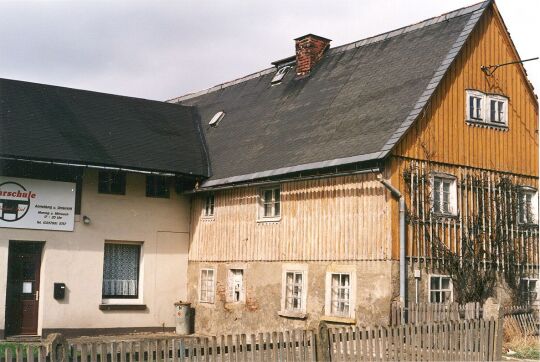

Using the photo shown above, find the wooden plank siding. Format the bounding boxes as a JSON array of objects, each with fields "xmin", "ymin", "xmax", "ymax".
[
  {"xmin": 393, "ymin": 5, "xmax": 538, "ymax": 176},
  {"xmin": 388, "ymin": 4, "xmax": 539, "ymax": 264},
  {"xmin": 390, "ymin": 158, "xmax": 538, "ymax": 274},
  {"xmin": 189, "ymin": 173, "xmax": 391, "ymax": 262}
]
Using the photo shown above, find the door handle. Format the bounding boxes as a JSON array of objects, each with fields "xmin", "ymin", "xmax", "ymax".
[{"xmin": 35, "ymin": 290, "xmax": 39, "ymax": 301}]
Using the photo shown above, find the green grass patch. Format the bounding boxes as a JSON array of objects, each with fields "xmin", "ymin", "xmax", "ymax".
[{"xmin": 0, "ymin": 342, "xmax": 39, "ymax": 358}]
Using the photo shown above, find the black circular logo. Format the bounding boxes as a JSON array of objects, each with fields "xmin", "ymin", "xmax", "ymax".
[{"xmin": 0, "ymin": 182, "xmax": 31, "ymax": 222}]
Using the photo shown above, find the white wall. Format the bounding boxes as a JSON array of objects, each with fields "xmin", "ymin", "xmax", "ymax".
[{"xmin": 0, "ymin": 169, "xmax": 191, "ymax": 335}]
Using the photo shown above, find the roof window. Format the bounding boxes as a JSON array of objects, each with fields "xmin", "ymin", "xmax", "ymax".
[
  {"xmin": 209, "ymin": 111, "xmax": 226, "ymax": 127},
  {"xmin": 271, "ymin": 66, "xmax": 291, "ymax": 84}
]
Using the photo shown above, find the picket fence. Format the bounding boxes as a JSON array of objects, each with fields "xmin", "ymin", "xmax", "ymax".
[
  {"xmin": 1, "ymin": 329, "xmax": 316, "ymax": 362},
  {"xmin": 327, "ymin": 318, "xmax": 502, "ymax": 361},
  {"xmin": 390, "ymin": 302, "xmax": 482, "ymax": 325},
  {"xmin": 502, "ymin": 305, "xmax": 539, "ymax": 336}
]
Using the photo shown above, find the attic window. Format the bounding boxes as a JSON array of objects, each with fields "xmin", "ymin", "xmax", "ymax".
[
  {"xmin": 271, "ymin": 66, "xmax": 291, "ymax": 84},
  {"xmin": 209, "ymin": 111, "xmax": 226, "ymax": 127}
]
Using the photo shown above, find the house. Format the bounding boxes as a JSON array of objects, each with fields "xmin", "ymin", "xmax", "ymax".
[
  {"xmin": 1, "ymin": 0, "xmax": 537, "ymax": 339},
  {"xmin": 0, "ymin": 79, "xmax": 208, "ymax": 338},
  {"xmin": 169, "ymin": 0, "xmax": 538, "ymax": 335}
]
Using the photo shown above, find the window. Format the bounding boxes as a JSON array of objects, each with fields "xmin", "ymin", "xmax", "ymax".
[
  {"xmin": 432, "ymin": 174, "xmax": 457, "ymax": 215},
  {"xmin": 279, "ymin": 264, "xmax": 308, "ymax": 317},
  {"xmin": 519, "ymin": 188, "xmax": 538, "ymax": 224},
  {"xmin": 146, "ymin": 175, "xmax": 170, "ymax": 198},
  {"xmin": 102, "ymin": 243, "xmax": 141, "ymax": 298},
  {"xmin": 325, "ymin": 272, "xmax": 355, "ymax": 318},
  {"xmin": 271, "ymin": 66, "xmax": 291, "ymax": 84},
  {"xmin": 204, "ymin": 193, "xmax": 215, "ymax": 217},
  {"xmin": 467, "ymin": 90, "xmax": 484, "ymax": 121},
  {"xmin": 429, "ymin": 275, "xmax": 453, "ymax": 303},
  {"xmin": 259, "ymin": 186, "xmax": 280, "ymax": 219},
  {"xmin": 519, "ymin": 279, "xmax": 538, "ymax": 305},
  {"xmin": 227, "ymin": 269, "xmax": 245, "ymax": 303},
  {"xmin": 98, "ymin": 171, "xmax": 126, "ymax": 195},
  {"xmin": 199, "ymin": 268, "xmax": 216, "ymax": 303},
  {"xmin": 209, "ymin": 111, "xmax": 226, "ymax": 127},
  {"xmin": 466, "ymin": 90, "xmax": 508, "ymax": 127}
]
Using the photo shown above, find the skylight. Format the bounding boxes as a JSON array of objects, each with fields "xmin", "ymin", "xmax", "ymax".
[
  {"xmin": 271, "ymin": 66, "xmax": 291, "ymax": 84},
  {"xmin": 209, "ymin": 111, "xmax": 226, "ymax": 127}
]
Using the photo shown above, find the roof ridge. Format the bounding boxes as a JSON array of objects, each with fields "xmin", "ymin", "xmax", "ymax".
[{"xmin": 168, "ymin": 1, "xmax": 488, "ymax": 104}]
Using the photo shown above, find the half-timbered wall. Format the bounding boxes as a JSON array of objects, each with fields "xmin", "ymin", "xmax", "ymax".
[
  {"xmin": 393, "ymin": 5, "xmax": 538, "ymax": 176},
  {"xmin": 189, "ymin": 173, "xmax": 391, "ymax": 262}
]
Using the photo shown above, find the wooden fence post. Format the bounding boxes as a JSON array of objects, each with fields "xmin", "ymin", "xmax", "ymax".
[
  {"xmin": 317, "ymin": 321, "xmax": 331, "ymax": 361},
  {"xmin": 495, "ymin": 308, "xmax": 504, "ymax": 361}
]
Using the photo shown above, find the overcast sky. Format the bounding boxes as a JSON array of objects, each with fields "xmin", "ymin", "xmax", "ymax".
[{"xmin": 0, "ymin": 0, "xmax": 538, "ymax": 101}]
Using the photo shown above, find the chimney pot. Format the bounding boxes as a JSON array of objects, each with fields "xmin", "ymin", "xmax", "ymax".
[{"xmin": 294, "ymin": 34, "xmax": 331, "ymax": 76}]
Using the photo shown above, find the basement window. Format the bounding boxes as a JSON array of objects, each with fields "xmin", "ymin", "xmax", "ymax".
[
  {"xmin": 209, "ymin": 111, "xmax": 226, "ymax": 127},
  {"xmin": 431, "ymin": 174, "xmax": 457, "ymax": 216},
  {"xmin": 271, "ymin": 66, "xmax": 291, "ymax": 84},
  {"xmin": 429, "ymin": 275, "xmax": 453, "ymax": 303},
  {"xmin": 199, "ymin": 268, "xmax": 216, "ymax": 304}
]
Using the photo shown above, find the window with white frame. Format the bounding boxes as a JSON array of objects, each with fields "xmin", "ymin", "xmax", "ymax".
[
  {"xmin": 429, "ymin": 275, "xmax": 453, "ymax": 303},
  {"xmin": 280, "ymin": 265, "xmax": 308, "ymax": 314},
  {"xmin": 519, "ymin": 188, "xmax": 538, "ymax": 224},
  {"xmin": 466, "ymin": 90, "xmax": 508, "ymax": 126},
  {"xmin": 204, "ymin": 193, "xmax": 215, "ymax": 217},
  {"xmin": 432, "ymin": 174, "xmax": 457, "ymax": 215},
  {"xmin": 102, "ymin": 243, "xmax": 141, "ymax": 299},
  {"xmin": 227, "ymin": 269, "xmax": 245, "ymax": 303},
  {"xmin": 326, "ymin": 272, "xmax": 355, "ymax": 318},
  {"xmin": 259, "ymin": 186, "xmax": 280, "ymax": 219},
  {"xmin": 519, "ymin": 278, "xmax": 538, "ymax": 305},
  {"xmin": 199, "ymin": 268, "xmax": 216, "ymax": 303},
  {"xmin": 467, "ymin": 90, "xmax": 485, "ymax": 121}
]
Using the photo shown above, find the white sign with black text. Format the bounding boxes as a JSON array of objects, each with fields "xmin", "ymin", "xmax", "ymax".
[{"xmin": 0, "ymin": 176, "xmax": 76, "ymax": 231}]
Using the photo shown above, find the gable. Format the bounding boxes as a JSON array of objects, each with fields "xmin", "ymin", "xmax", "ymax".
[{"xmin": 393, "ymin": 3, "xmax": 539, "ymax": 177}]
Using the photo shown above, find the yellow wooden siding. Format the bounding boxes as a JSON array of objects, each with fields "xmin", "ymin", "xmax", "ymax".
[
  {"xmin": 394, "ymin": 5, "xmax": 538, "ymax": 177},
  {"xmin": 189, "ymin": 174, "xmax": 391, "ymax": 262},
  {"xmin": 390, "ymin": 157, "xmax": 538, "ymax": 273}
]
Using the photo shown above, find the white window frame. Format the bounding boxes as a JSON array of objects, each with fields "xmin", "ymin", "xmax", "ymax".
[
  {"xmin": 324, "ymin": 266, "xmax": 356, "ymax": 320},
  {"xmin": 202, "ymin": 193, "xmax": 215, "ymax": 218},
  {"xmin": 431, "ymin": 173, "xmax": 458, "ymax": 216},
  {"xmin": 466, "ymin": 90, "xmax": 485, "ymax": 122},
  {"xmin": 518, "ymin": 187, "xmax": 538, "ymax": 225},
  {"xmin": 258, "ymin": 185, "xmax": 281, "ymax": 222},
  {"xmin": 199, "ymin": 267, "xmax": 216, "ymax": 304},
  {"xmin": 101, "ymin": 241, "xmax": 144, "ymax": 305},
  {"xmin": 487, "ymin": 94, "xmax": 508, "ymax": 126},
  {"xmin": 279, "ymin": 264, "xmax": 308, "ymax": 317},
  {"xmin": 226, "ymin": 267, "xmax": 246, "ymax": 303},
  {"xmin": 519, "ymin": 278, "xmax": 538, "ymax": 305},
  {"xmin": 428, "ymin": 274, "xmax": 453, "ymax": 303}
]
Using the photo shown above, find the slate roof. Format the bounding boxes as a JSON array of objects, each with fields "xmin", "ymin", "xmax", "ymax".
[
  {"xmin": 172, "ymin": 1, "xmax": 490, "ymax": 187},
  {"xmin": 0, "ymin": 78, "xmax": 209, "ymax": 176}
]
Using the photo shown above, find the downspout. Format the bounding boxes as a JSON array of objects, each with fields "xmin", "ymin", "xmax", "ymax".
[{"xmin": 378, "ymin": 176, "xmax": 407, "ymax": 305}]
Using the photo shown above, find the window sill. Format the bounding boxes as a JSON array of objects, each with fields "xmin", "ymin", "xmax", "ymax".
[
  {"xmin": 201, "ymin": 216, "xmax": 215, "ymax": 221},
  {"xmin": 278, "ymin": 310, "xmax": 307, "ymax": 319},
  {"xmin": 466, "ymin": 120, "xmax": 508, "ymax": 131},
  {"xmin": 99, "ymin": 304, "xmax": 147, "ymax": 311},
  {"xmin": 321, "ymin": 315, "xmax": 356, "ymax": 324},
  {"xmin": 431, "ymin": 212, "xmax": 459, "ymax": 219},
  {"xmin": 256, "ymin": 217, "xmax": 281, "ymax": 223}
]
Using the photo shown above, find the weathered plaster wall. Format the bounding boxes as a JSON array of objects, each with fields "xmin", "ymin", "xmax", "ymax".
[
  {"xmin": 0, "ymin": 169, "xmax": 190, "ymax": 336},
  {"xmin": 187, "ymin": 260, "xmax": 398, "ymax": 336}
]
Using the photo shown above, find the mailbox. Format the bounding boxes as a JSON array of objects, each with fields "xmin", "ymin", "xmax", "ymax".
[{"xmin": 54, "ymin": 283, "xmax": 66, "ymax": 300}]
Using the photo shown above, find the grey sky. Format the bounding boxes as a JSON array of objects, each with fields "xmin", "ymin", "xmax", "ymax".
[{"xmin": 0, "ymin": 0, "xmax": 538, "ymax": 101}]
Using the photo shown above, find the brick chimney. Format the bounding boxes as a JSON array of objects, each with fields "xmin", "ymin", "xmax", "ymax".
[{"xmin": 294, "ymin": 34, "xmax": 331, "ymax": 76}]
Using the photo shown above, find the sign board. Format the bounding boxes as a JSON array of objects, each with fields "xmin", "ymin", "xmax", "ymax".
[{"xmin": 0, "ymin": 176, "xmax": 76, "ymax": 231}]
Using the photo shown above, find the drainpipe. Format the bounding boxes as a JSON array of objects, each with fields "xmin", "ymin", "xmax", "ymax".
[{"xmin": 378, "ymin": 176, "xmax": 407, "ymax": 306}]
